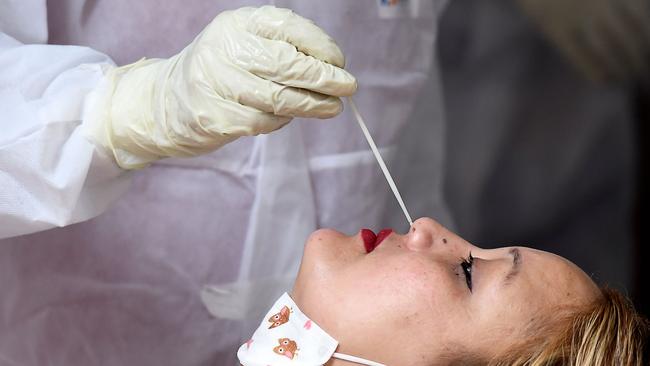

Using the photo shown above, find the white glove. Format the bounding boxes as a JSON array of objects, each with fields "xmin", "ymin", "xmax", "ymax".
[
  {"xmin": 515, "ymin": 0, "xmax": 650, "ymax": 83},
  {"xmin": 84, "ymin": 6, "xmax": 357, "ymax": 169}
]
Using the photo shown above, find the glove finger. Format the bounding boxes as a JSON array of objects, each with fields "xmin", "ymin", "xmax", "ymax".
[
  {"xmin": 214, "ymin": 97, "xmax": 293, "ymax": 135},
  {"xmin": 200, "ymin": 52, "xmax": 344, "ymax": 118},
  {"xmin": 235, "ymin": 34, "xmax": 357, "ymax": 97},
  {"xmin": 192, "ymin": 91, "xmax": 292, "ymax": 138},
  {"xmin": 243, "ymin": 79, "xmax": 344, "ymax": 119},
  {"xmin": 153, "ymin": 96, "xmax": 291, "ymax": 158},
  {"xmin": 247, "ymin": 6, "xmax": 346, "ymax": 68}
]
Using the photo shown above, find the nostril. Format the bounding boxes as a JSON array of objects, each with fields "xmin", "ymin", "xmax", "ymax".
[
  {"xmin": 405, "ymin": 218, "xmax": 443, "ymax": 251},
  {"xmin": 406, "ymin": 231, "xmax": 433, "ymax": 251}
]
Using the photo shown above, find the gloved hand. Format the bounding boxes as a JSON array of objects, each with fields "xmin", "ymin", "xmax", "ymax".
[
  {"xmin": 84, "ymin": 6, "xmax": 357, "ymax": 169},
  {"xmin": 515, "ymin": 0, "xmax": 650, "ymax": 83}
]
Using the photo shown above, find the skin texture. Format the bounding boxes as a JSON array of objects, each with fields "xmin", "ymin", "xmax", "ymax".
[{"xmin": 291, "ymin": 217, "xmax": 601, "ymax": 366}]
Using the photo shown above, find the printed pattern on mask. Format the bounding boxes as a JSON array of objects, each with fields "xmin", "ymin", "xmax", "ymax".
[
  {"xmin": 268, "ymin": 305, "xmax": 292, "ymax": 329},
  {"xmin": 274, "ymin": 338, "xmax": 299, "ymax": 359},
  {"xmin": 237, "ymin": 293, "xmax": 339, "ymax": 366}
]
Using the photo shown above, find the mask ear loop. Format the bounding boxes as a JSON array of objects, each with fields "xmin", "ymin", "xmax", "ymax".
[{"xmin": 332, "ymin": 352, "xmax": 386, "ymax": 366}]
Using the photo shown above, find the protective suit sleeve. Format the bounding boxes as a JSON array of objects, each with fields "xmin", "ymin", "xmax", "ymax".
[{"xmin": 0, "ymin": 32, "xmax": 132, "ymax": 239}]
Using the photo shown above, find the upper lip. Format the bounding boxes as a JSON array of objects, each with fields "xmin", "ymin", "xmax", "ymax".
[
  {"xmin": 375, "ymin": 229, "xmax": 393, "ymax": 248},
  {"xmin": 361, "ymin": 228, "xmax": 393, "ymax": 253}
]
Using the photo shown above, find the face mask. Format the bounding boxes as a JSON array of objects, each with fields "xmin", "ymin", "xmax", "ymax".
[{"xmin": 238, "ymin": 293, "xmax": 386, "ymax": 366}]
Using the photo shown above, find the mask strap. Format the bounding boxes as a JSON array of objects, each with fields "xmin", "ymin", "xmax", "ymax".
[{"xmin": 332, "ymin": 352, "xmax": 386, "ymax": 366}]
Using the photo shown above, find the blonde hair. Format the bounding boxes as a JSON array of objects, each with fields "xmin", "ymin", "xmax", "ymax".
[{"xmin": 489, "ymin": 288, "xmax": 649, "ymax": 366}]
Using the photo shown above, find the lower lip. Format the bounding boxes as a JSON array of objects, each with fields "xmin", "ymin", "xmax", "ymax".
[
  {"xmin": 360, "ymin": 228, "xmax": 393, "ymax": 253},
  {"xmin": 360, "ymin": 229, "xmax": 377, "ymax": 253}
]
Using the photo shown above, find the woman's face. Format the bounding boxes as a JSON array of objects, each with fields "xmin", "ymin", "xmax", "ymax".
[{"xmin": 291, "ymin": 218, "xmax": 601, "ymax": 366}]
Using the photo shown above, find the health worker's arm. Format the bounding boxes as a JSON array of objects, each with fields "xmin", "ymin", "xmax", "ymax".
[
  {"xmin": 0, "ymin": 32, "xmax": 132, "ymax": 239},
  {"xmin": 0, "ymin": 6, "xmax": 356, "ymax": 239},
  {"xmin": 82, "ymin": 6, "xmax": 356, "ymax": 170}
]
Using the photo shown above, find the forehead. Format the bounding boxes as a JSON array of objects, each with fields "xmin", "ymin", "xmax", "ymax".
[
  {"xmin": 524, "ymin": 249, "xmax": 597, "ymax": 293},
  {"xmin": 496, "ymin": 248, "xmax": 600, "ymax": 314},
  {"xmin": 471, "ymin": 248, "xmax": 600, "ymax": 356}
]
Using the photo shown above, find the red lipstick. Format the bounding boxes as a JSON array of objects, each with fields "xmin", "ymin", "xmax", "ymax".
[
  {"xmin": 375, "ymin": 229, "xmax": 393, "ymax": 248},
  {"xmin": 361, "ymin": 229, "xmax": 377, "ymax": 253},
  {"xmin": 360, "ymin": 228, "xmax": 393, "ymax": 253}
]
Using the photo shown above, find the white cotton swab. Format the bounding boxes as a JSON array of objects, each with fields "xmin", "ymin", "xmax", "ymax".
[{"xmin": 348, "ymin": 97, "xmax": 413, "ymax": 227}]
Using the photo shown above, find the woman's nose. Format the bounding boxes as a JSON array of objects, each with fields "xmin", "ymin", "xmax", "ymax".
[{"xmin": 404, "ymin": 217, "xmax": 445, "ymax": 251}]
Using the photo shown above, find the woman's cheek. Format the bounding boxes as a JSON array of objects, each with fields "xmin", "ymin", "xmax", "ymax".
[
  {"xmin": 349, "ymin": 257, "xmax": 463, "ymax": 344},
  {"xmin": 393, "ymin": 255, "xmax": 468, "ymax": 321},
  {"xmin": 366, "ymin": 255, "xmax": 461, "ymax": 313}
]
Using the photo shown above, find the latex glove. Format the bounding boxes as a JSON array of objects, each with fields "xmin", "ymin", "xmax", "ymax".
[
  {"xmin": 84, "ymin": 6, "xmax": 357, "ymax": 169},
  {"xmin": 515, "ymin": 0, "xmax": 650, "ymax": 83}
]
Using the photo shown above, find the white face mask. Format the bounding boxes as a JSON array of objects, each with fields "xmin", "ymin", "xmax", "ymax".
[{"xmin": 238, "ymin": 293, "xmax": 386, "ymax": 366}]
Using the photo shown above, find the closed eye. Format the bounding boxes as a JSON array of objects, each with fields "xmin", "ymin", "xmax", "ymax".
[{"xmin": 461, "ymin": 252, "xmax": 474, "ymax": 292}]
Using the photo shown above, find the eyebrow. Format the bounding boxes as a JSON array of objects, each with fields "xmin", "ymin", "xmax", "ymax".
[{"xmin": 503, "ymin": 248, "xmax": 522, "ymax": 285}]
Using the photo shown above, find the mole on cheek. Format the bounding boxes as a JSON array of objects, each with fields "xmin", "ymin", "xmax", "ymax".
[{"xmin": 442, "ymin": 238, "xmax": 447, "ymax": 244}]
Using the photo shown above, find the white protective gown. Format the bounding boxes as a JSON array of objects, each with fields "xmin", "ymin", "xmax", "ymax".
[{"xmin": 0, "ymin": 1, "xmax": 450, "ymax": 365}]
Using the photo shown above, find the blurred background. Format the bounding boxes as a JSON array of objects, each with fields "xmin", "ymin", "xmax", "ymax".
[
  {"xmin": 434, "ymin": 0, "xmax": 648, "ymax": 317},
  {"xmin": 387, "ymin": 0, "xmax": 647, "ymax": 320}
]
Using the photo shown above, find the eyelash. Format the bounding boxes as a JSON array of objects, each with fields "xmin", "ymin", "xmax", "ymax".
[{"xmin": 460, "ymin": 252, "xmax": 474, "ymax": 292}]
